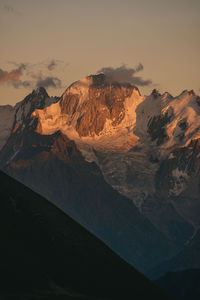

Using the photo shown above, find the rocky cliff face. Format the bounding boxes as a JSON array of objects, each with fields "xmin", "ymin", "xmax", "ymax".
[
  {"xmin": 32, "ymin": 74, "xmax": 142, "ymax": 154},
  {"xmin": 155, "ymin": 139, "xmax": 200, "ymax": 227},
  {"xmin": 60, "ymin": 74, "xmax": 136, "ymax": 136}
]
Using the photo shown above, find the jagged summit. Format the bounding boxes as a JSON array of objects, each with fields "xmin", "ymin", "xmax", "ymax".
[
  {"xmin": 0, "ymin": 87, "xmax": 59, "ymax": 150},
  {"xmin": 88, "ymin": 73, "xmax": 106, "ymax": 86},
  {"xmin": 33, "ymin": 86, "xmax": 49, "ymax": 97},
  {"xmin": 151, "ymin": 89, "xmax": 161, "ymax": 97},
  {"xmin": 12, "ymin": 88, "xmax": 58, "ymax": 134},
  {"xmin": 183, "ymin": 89, "xmax": 196, "ymax": 96},
  {"xmin": 15, "ymin": 87, "xmax": 49, "ymax": 111},
  {"xmin": 162, "ymin": 92, "xmax": 173, "ymax": 98}
]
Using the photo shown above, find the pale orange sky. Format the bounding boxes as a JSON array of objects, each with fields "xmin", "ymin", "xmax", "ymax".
[{"xmin": 0, "ymin": 0, "xmax": 200, "ymax": 105}]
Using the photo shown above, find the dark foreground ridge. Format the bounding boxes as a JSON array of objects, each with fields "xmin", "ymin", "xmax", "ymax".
[{"xmin": 0, "ymin": 170, "xmax": 171, "ymax": 300}]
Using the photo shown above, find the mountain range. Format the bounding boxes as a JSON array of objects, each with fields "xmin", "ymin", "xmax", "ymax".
[
  {"xmin": 0, "ymin": 73, "xmax": 200, "ymax": 298},
  {"xmin": 0, "ymin": 88, "xmax": 177, "ymax": 274}
]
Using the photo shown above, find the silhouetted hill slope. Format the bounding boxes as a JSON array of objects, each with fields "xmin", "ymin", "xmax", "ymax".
[{"xmin": 0, "ymin": 170, "xmax": 171, "ymax": 300}]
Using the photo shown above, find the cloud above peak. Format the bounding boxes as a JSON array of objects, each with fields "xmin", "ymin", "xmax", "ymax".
[
  {"xmin": 35, "ymin": 76, "xmax": 62, "ymax": 89},
  {"xmin": 0, "ymin": 59, "xmax": 65, "ymax": 90},
  {"xmin": 0, "ymin": 64, "xmax": 27, "ymax": 85},
  {"xmin": 97, "ymin": 64, "xmax": 152, "ymax": 87}
]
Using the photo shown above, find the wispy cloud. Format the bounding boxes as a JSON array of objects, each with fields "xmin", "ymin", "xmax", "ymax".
[
  {"xmin": 47, "ymin": 60, "xmax": 61, "ymax": 71},
  {"xmin": 0, "ymin": 64, "xmax": 27, "ymax": 86},
  {"xmin": 2, "ymin": 4, "xmax": 20, "ymax": 15},
  {"xmin": 12, "ymin": 80, "xmax": 32, "ymax": 88},
  {"xmin": 47, "ymin": 60, "xmax": 57, "ymax": 71},
  {"xmin": 97, "ymin": 64, "xmax": 152, "ymax": 87},
  {"xmin": 3, "ymin": 4, "xmax": 14, "ymax": 13},
  {"xmin": 0, "ymin": 60, "xmax": 63, "ymax": 90},
  {"xmin": 35, "ymin": 76, "xmax": 62, "ymax": 89},
  {"xmin": 46, "ymin": 59, "xmax": 69, "ymax": 71}
]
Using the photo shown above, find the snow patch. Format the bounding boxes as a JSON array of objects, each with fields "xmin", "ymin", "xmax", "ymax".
[{"xmin": 169, "ymin": 153, "xmax": 175, "ymax": 159}]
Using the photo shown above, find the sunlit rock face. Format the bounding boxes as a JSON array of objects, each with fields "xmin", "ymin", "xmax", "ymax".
[
  {"xmin": 60, "ymin": 74, "xmax": 135, "ymax": 136},
  {"xmin": 32, "ymin": 74, "xmax": 143, "ymax": 153}
]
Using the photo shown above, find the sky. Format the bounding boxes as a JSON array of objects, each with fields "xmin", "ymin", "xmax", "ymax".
[{"xmin": 0, "ymin": 0, "xmax": 200, "ymax": 105}]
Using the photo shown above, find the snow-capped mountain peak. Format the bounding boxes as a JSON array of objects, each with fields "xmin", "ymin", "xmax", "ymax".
[
  {"xmin": 0, "ymin": 88, "xmax": 59, "ymax": 150},
  {"xmin": 31, "ymin": 76, "xmax": 200, "ymax": 159},
  {"xmin": 29, "ymin": 79, "xmax": 200, "ymax": 218},
  {"xmin": 32, "ymin": 75, "xmax": 143, "ymax": 158}
]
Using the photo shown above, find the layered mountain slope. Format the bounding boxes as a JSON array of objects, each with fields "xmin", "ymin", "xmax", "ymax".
[
  {"xmin": 0, "ymin": 125, "xmax": 177, "ymax": 275},
  {"xmin": 0, "ymin": 170, "xmax": 171, "ymax": 300}
]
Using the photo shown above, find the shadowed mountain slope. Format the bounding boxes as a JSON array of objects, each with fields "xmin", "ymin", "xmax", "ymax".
[
  {"xmin": 0, "ymin": 170, "xmax": 171, "ymax": 300},
  {"xmin": 0, "ymin": 127, "xmax": 178, "ymax": 275},
  {"xmin": 156, "ymin": 269, "xmax": 200, "ymax": 300},
  {"xmin": 150, "ymin": 230, "xmax": 200, "ymax": 280}
]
